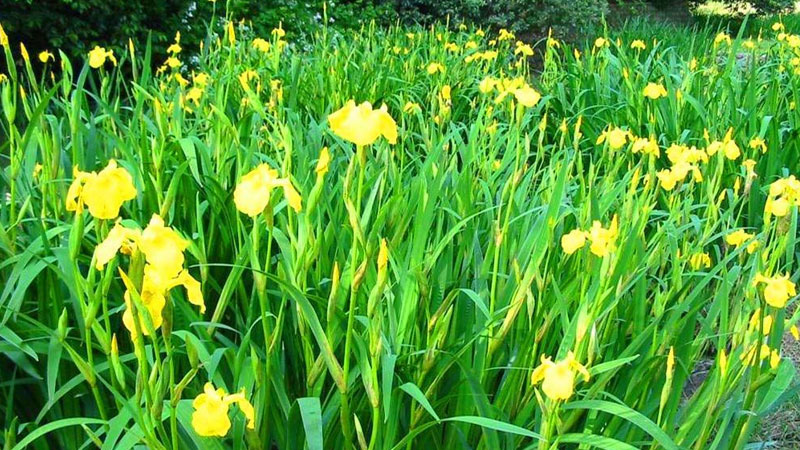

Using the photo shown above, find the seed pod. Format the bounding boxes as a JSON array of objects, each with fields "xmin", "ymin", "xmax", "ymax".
[
  {"xmin": 57, "ymin": 308, "xmax": 69, "ymax": 342},
  {"xmin": 352, "ymin": 260, "xmax": 367, "ymax": 292},
  {"xmin": 110, "ymin": 334, "xmax": 126, "ymax": 391},
  {"xmin": 327, "ymin": 262, "xmax": 341, "ymax": 325},
  {"xmin": 68, "ymin": 211, "xmax": 85, "ymax": 260}
]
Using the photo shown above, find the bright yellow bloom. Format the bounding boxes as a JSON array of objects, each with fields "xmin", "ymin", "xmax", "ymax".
[
  {"xmin": 426, "ymin": 62, "xmax": 445, "ymax": 75},
  {"xmin": 0, "ymin": 23, "xmax": 7, "ymax": 47},
  {"xmin": 561, "ymin": 229, "xmax": 588, "ymax": 254},
  {"xmin": 498, "ymin": 29, "xmax": 514, "ymax": 41},
  {"xmin": 377, "ymin": 239, "xmax": 389, "ymax": 273},
  {"xmin": 749, "ymin": 137, "xmax": 767, "ymax": 153},
  {"xmin": 596, "ymin": 127, "xmax": 631, "ymax": 150},
  {"xmin": 167, "ymin": 43, "xmax": 182, "ymax": 55},
  {"xmin": 271, "ymin": 26, "xmax": 286, "ymax": 38},
  {"xmin": 631, "ymin": 136, "xmax": 660, "ymax": 156},
  {"xmin": 753, "ymin": 273, "xmax": 796, "ymax": 308},
  {"xmin": 192, "ymin": 382, "xmax": 255, "ymax": 437},
  {"xmin": 193, "ymin": 72, "xmax": 210, "ymax": 87},
  {"xmin": 122, "ymin": 275, "xmax": 166, "ymax": 336},
  {"xmin": 689, "ymin": 252, "xmax": 711, "ymax": 270},
  {"xmin": 226, "ymin": 21, "xmax": 236, "ymax": 45},
  {"xmin": 252, "ymin": 38, "xmax": 271, "ymax": 52},
  {"xmin": 440, "ymin": 85, "xmax": 451, "ymax": 102},
  {"xmin": 38, "ymin": 50, "xmax": 54, "ymax": 63},
  {"xmin": 594, "ymin": 37, "xmax": 609, "ymax": 48},
  {"xmin": 714, "ymin": 32, "xmax": 731, "ymax": 46},
  {"xmin": 513, "ymin": 86, "xmax": 541, "ymax": 108},
  {"xmin": 328, "ymin": 100, "xmax": 397, "ymax": 147},
  {"xmin": 630, "ymin": 40, "xmax": 646, "ymax": 50},
  {"xmin": 316, "ymin": 147, "xmax": 331, "ymax": 177},
  {"xmin": 88, "ymin": 46, "xmax": 116, "ymax": 69},
  {"xmin": 587, "ymin": 216, "xmax": 618, "ymax": 257},
  {"xmin": 514, "ymin": 42, "xmax": 534, "ymax": 57},
  {"xmin": 748, "ymin": 308, "xmax": 773, "ymax": 335},
  {"xmin": 643, "ymin": 82, "xmax": 667, "ymax": 100},
  {"xmin": 725, "ymin": 229, "xmax": 757, "ymax": 253},
  {"xmin": 66, "ymin": 160, "xmax": 137, "ymax": 219},
  {"xmin": 740, "ymin": 344, "xmax": 780, "ymax": 369},
  {"xmin": 531, "ymin": 351, "xmax": 590, "ymax": 401},
  {"xmin": 184, "ymin": 87, "xmax": 203, "ymax": 106},
  {"xmin": 238, "ymin": 69, "xmax": 259, "ymax": 90},
  {"xmin": 479, "ymin": 77, "xmax": 498, "ymax": 94},
  {"xmin": 140, "ymin": 214, "xmax": 189, "ymax": 279},
  {"xmin": 165, "ymin": 56, "xmax": 181, "ymax": 69},
  {"xmin": 94, "ymin": 222, "xmax": 141, "ymax": 270},
  {"xmin": 234, "ymin": 164, "xmax": 302, "ymax": 217},
  {"xmin": 403, "ymin": 102, "xmax": 421, "ymax": 114},
  {"xmin": 765, "ymin": 176, "xmax": 800, "ymax": 218}
]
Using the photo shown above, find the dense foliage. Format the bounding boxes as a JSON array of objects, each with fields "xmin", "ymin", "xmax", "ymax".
[
  {"xmin": 1, "ymin": 0, "xmax": 610, "ymax": 67},
  {"xmin": 2, "ymin": 13, "xmax": 800, "ymax": 450}
]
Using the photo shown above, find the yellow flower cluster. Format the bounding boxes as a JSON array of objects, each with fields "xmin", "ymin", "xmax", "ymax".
[
  {"xmin": 478, "ymin": 76, "xmax": 541, "ymax": 108},
  {"xmin": 740, "ymin": 343, "xmax": 780, "ymax": 369},
  {"xmin": 725, "ymin": 229, "xmax": 759, "ymax": 254},
  {"xmin": 464, "ymin": 50, "xmax": 498, "ymax": 63},
  {"xmin": 561, "ymin": 216, "xmax": 618, "ymax": 257},
  {"xmin": 765, "ymin": 176, "xmax": 800, "ymax": 218},
  {"xmin": 95, "ymin": 215, "xmax": 206, "ymax": 337},
  {"xmin": 66, "ymin": 160, "xmax": 137, "ymax": 219}
]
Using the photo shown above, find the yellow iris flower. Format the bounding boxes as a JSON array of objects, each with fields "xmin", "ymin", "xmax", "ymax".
[
  {"xmin": 66, "ymin": 160, "xmax": 137, "ymax": 219},
  {"xmin": 328, "ymin": 100, "xmax": 398, "ymax": 147},
  {"xmin": 234, "ymin": 164, "xmax": 302, "ymax": 217},
  {"xmin": 753, "ymin": 273, "xmax": 796, "ymax": 308},
  {"xmin": 531, "ymin": 351, "xmax": 590, "ymax": 401},
  {"xmin": 192, "ymin": 382, "xmax": 256, "ymax": 437}
]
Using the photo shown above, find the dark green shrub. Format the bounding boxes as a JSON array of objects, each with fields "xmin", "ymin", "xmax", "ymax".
[
  {"xmin": 395, "ymin": 0, "xmax": 608, "ymax": 39},
  {"xmin": 688, "ymin": 0, "xmax": 793, "ymax": 14},
  {"xmin": 2, "ymin": 0, "xmax": 196, "ymax": 60}
]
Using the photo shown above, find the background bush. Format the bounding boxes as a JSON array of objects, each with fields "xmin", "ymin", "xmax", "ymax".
[{"xmin": 1, "ymin": 0, "xmax": 609, "ymax": 69}]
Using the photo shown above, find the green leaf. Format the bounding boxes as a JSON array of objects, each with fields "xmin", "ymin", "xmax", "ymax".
[
  {"xmin": 399, "ymin": 382, "xmax": 440, "ymax": 422},
  {"xmin": 563, "ymin": 400, "xmax": 679, "ymax": 450}
]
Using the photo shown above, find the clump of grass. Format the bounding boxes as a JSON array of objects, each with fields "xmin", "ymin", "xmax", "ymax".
[{"xmin": 1, "ymin": 12, "xmax": 800, "ymax": 450}]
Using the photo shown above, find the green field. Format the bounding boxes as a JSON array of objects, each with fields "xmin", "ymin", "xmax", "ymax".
[{"xmin": 1, "ymin": 14, "xmax": 800, "ymax": 450}]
